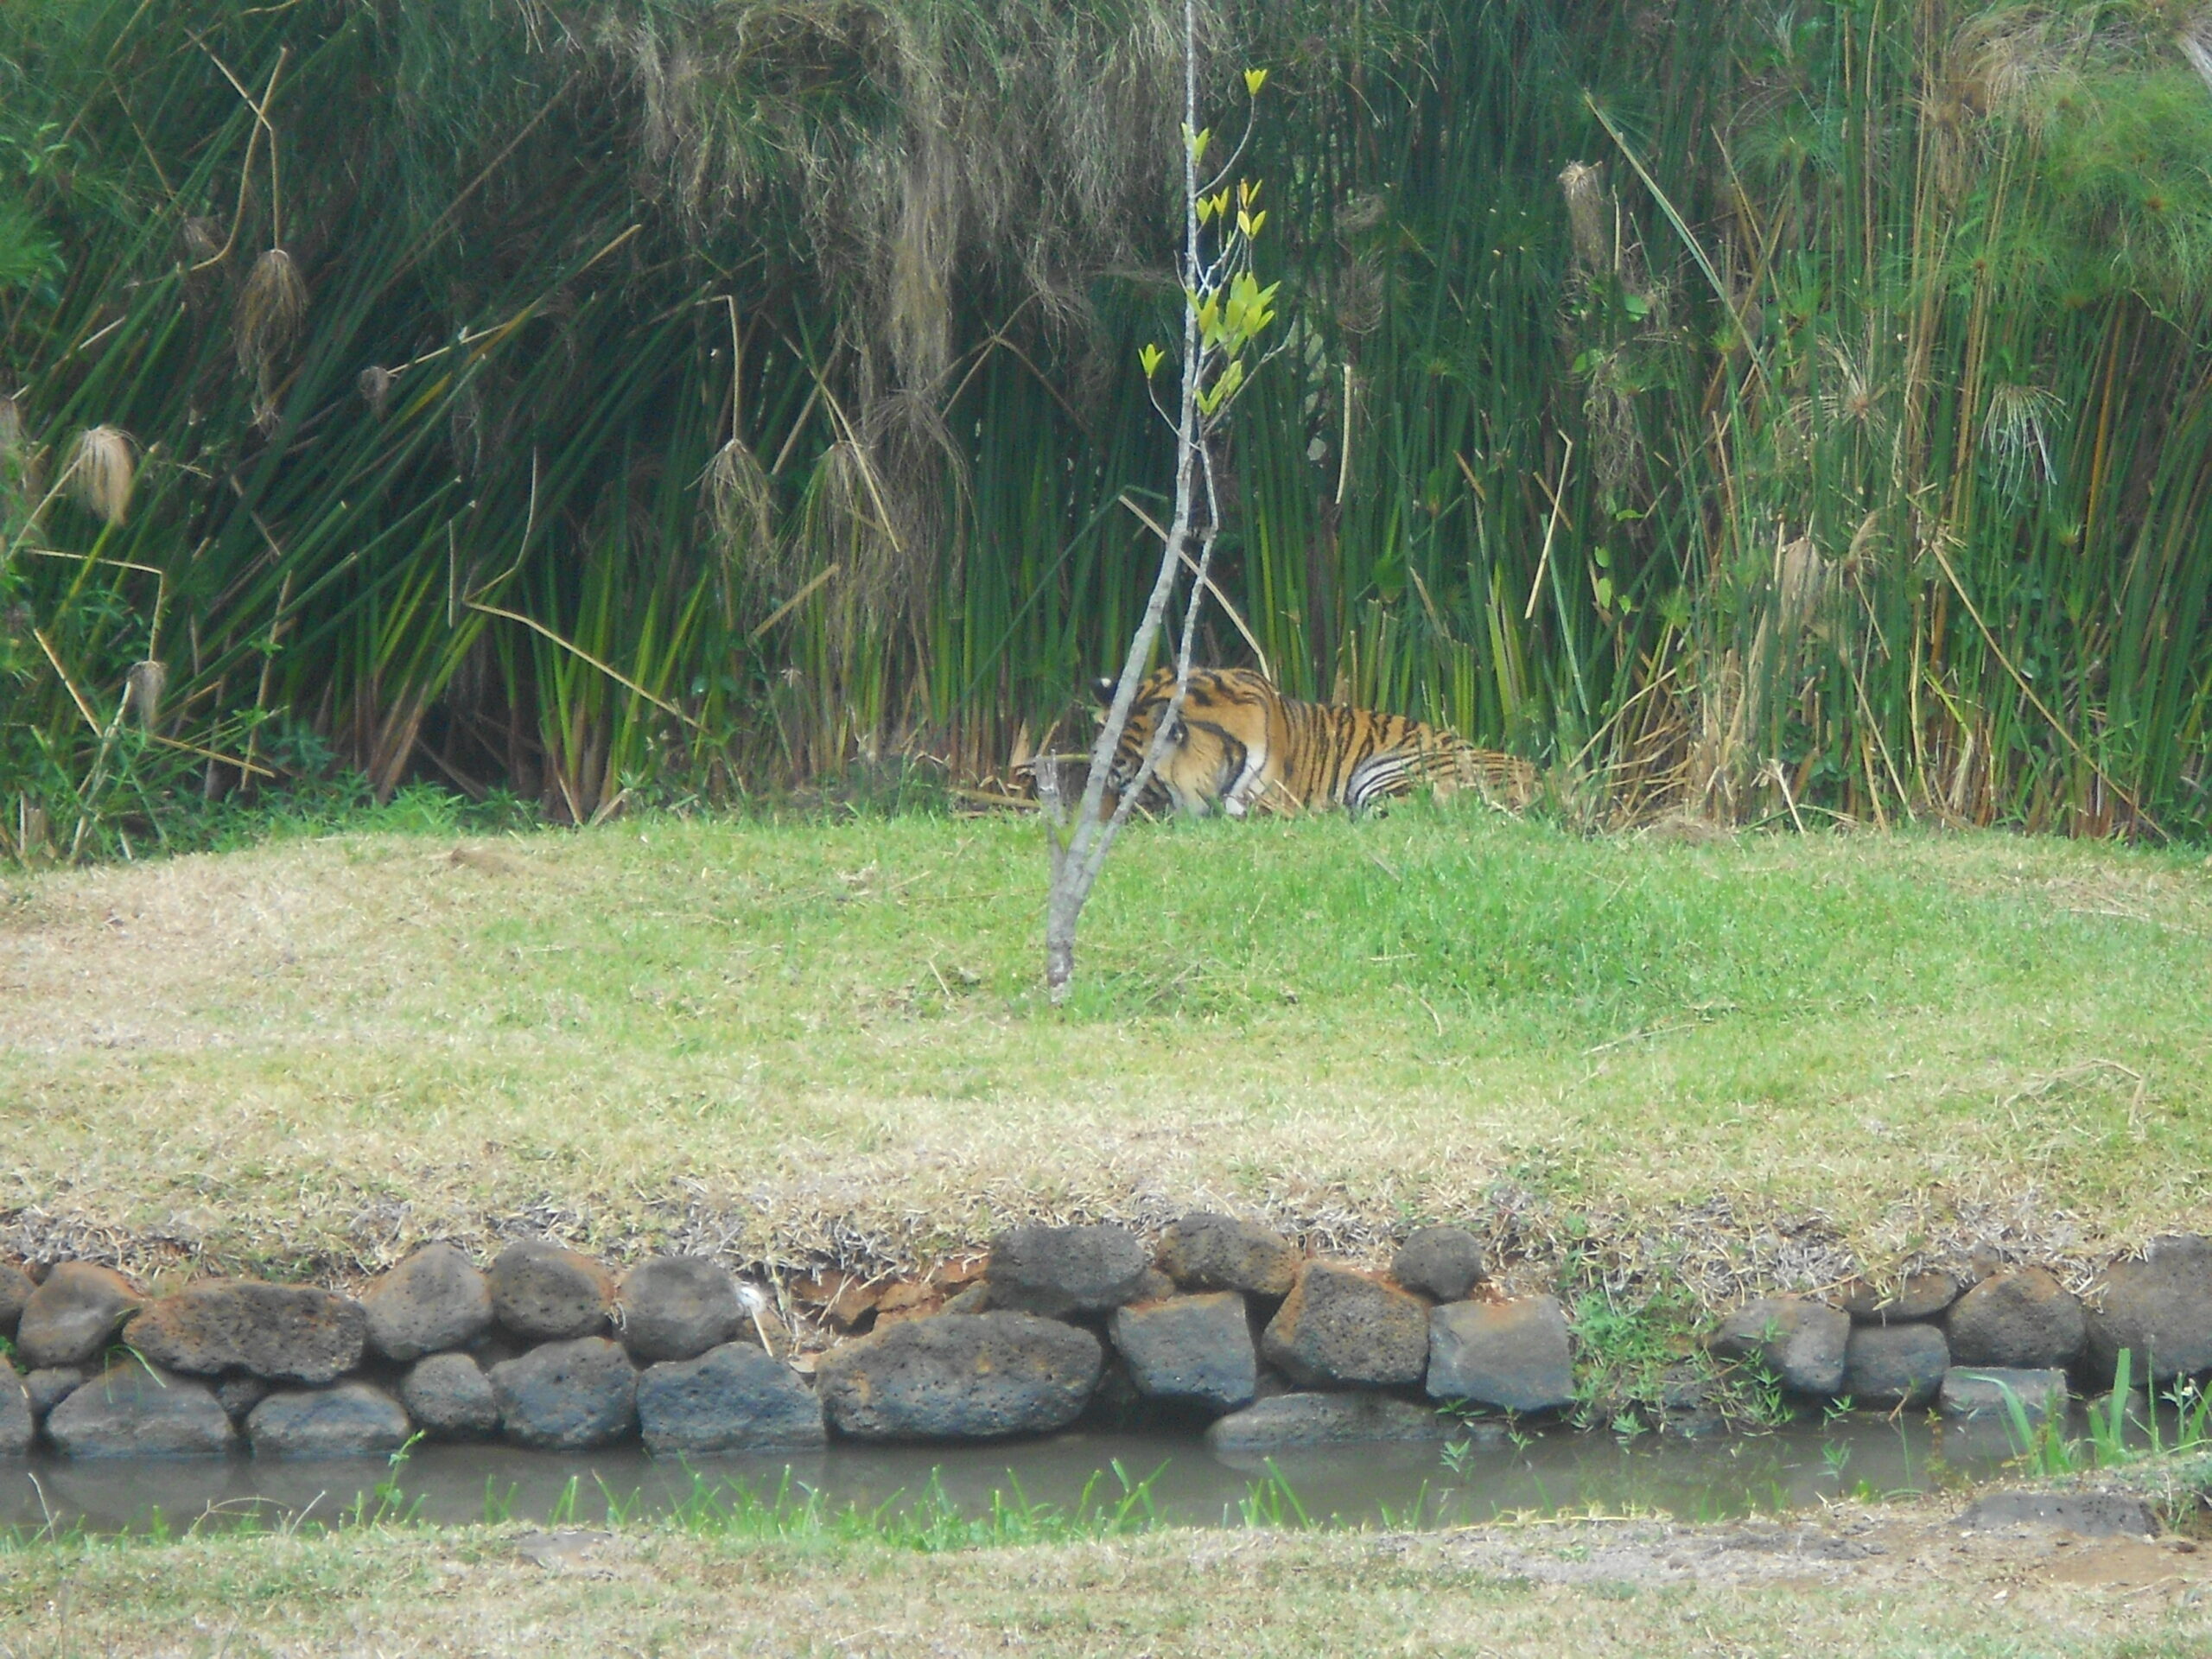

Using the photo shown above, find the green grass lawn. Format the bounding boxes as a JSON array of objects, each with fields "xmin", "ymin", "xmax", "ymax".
[{"xmin": 3, "ymin": 805, "xmax": 2208, "ymax": 1292}]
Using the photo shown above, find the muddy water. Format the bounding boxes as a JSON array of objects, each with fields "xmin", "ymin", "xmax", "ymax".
[{"xmin": 0, "ymin": 1414, "xmax": 2031, "ymax": 1536}]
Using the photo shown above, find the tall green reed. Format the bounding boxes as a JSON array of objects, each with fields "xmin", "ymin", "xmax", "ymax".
[{"xmin": 4, "ymin": 0, "xmax": 2209, "ymax": 860}]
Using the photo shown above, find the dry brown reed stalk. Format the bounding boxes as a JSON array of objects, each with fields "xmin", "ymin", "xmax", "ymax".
[{"xmin": 66, "ymin": 425, "xmax": 137, "ymax": 527}]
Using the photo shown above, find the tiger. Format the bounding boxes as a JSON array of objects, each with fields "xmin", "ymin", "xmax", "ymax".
[{"xmin": 1093, "ymin": 666, "xmax": 1539, "ymax": 818}]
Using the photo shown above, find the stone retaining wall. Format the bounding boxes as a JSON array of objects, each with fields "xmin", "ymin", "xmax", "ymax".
[{"xmin": 3, "ymin": 1222, "xmax": 2208, "ymax": 1459}]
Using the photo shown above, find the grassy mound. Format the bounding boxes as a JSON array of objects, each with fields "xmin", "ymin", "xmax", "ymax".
[{"xmin": 3, "ymin": 809, "xmax": 2207, "ymax": 1295}]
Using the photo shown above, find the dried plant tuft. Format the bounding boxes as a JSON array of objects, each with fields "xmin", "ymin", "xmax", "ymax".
[
  {"xmin": 124, "ymin": 659, "xmax": 168, "ymax": 728},
  {"xmin": 237, "ymin": 248, "xmax": 308, "ymax": 424},
  {"xmin": 67, "ymin": 425, "xmax": 137, "ymax": 527},
  {"xmin": 1558, "ymin": 161, "xmax": 1612, "ymax": 270}
]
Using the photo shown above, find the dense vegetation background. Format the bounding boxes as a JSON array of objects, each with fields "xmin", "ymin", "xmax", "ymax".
[{"xmin": 5, "ymin": 0, "xmax": 2212, "ymax": 856}]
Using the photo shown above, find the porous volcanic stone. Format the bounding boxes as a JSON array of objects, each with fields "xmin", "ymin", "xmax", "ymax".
[
  {"xmin": 1709, "ymin": 1295, "xmax": 1850, "ymax": 1395},
  {"xmin": 939, "ymin": 1283, "xmax": 992, "ymax": 1315},
  {"xmin": 489, "ymin": 1337, "xmax": 637, "ymax": 1449},
  {"xmin": 1205, "ymin": 1392, "xmax": 1452, "ymax": 1452},
  {"xmin": 1077, "ymin": 1353, "xmax": 1148, "ymax": 1431},
  {"xmin": 1156, "ymin": 1214, "xmax": 1300, "ymax": 1298},
  {"xmin": 985, "ymin": 1225, "xmax": 1148, "ymax": 1319},
  {"xmin": 1959, "ymin": 1491, "xmax": 2158, "ymax": 1537},
  {"xmin": 127, "ymin": 1281, "xmax": 366, "ymax": 1384},
  {"xmin": 1939, "ymin": 1366, "xmax": 2068, "ymax": 1421},
  {"xmin": 1108, "ymin": 1293, "xmax": 1256, "ymax": 1412},
  {"xmin": 215, "ymin": 1375, "xmax": 270, "ymax": 1422},
  {"xmin": 1427, "ymin": 1296, "xmax": 1574, "ymax": 1413},
  {"xmin": 619, "ymin": 1255, "xmax": 744, "ymax": 1363},
  {"xmin": 16, "ymin": 1264, "xmax": 140, "ymax": 1370},
  {"xmin": 24, "ymin": 1368, "xmax": 85, "ymax": 1422},
  {"xmin": 817, "ymin": 1313, "xmax": 1103, "ymax": 1441},
  {"xmin": 362, "ymin": 1243, "xmax": 493, "ymax": 1361},
  {"xmin": 402, "ymin": 1352, "xmax": 500, "ymax": 1440},
  {"xmin": 45, "ymin": 1362, "xmax": 236, "ymax": 1457},
  {"xmin": 0, "ymin": 1376, "xmax": 29, "ymax": 1455},
  {"xmin": 1946, "ymin": 1268, "xmax": 2084, "ymax": 1370},
  {"xmin": 1262, "ymin": 1263, "xmax": 1429, "ymax": 1389},
  {"xmin": 637, "ymin": 1342, "xmax": 826, "ymax": 1452},
  {"xmin": 0, "ymin": 1263, "xmax": 33, "ymax": 1335},
  {"xmin": 488, "ymin": 1242, "xmax": 616, "ymax": 1341},
  {"xmin": 2086, "ymin": 1235, "xmax": 2212, "ymax": 1383},
  {"xmin": 247, "ymin": 1382, "xmax": 412, "ymax": 1458},
  {"xmin": 1838, "ymin": 1273, "xmax": 1961, "ymax": 1325},
  {"xmin": 1842, "ymin": 1323, "xmax": 1949, "ymax": 1408},
  {"xmin": 1392, "ymin": 1228, "xmax": 1488, "ymax": 1303}
]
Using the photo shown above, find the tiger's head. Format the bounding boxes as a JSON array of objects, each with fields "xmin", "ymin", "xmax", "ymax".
[{"xmin": 1091, "ymin": 667, "xmax": 1247, "ymax": 816}]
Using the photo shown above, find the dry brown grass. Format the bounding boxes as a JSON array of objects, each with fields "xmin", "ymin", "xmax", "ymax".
[
  {"xmin": 2, "ymin": 814, "xmax": 2209, "ymax": 1302},
  {"xmin": 1, "ymin": 1495, "xmax": 2209, "ymax": 1656}
]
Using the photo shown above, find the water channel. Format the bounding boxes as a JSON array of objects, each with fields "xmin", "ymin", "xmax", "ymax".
[{"xmin": 0, "ymin": 1413, "xmax": 2037, "ymax": 1538}]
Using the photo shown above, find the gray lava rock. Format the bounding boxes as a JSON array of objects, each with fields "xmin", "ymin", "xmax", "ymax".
[
  {"xmin": 1427, "ymin": 1296, "xmax": 1574, "ymax": 1413},
  {"xmin": 1392, "ymin": 1228, "xmax": 1487, "ymax": 1302},
  {"xmin": 0, "ymin": 1376, "xmax": 29, "ymax": 1455},
  {"xmin": 247, "ymin": 1382, "xmax": 412, "ymax": 1458},
  {"xmin": 24, "ymin": 1368, "xmax": 85, "ymax": 1422},
  {"xmin": 1709, "ymin": 1295, "xmax": 1850, "ymax": 1395},
  {"xmin": 985, "ymin": 1225, "xmax": 1148, "ymax": 1319},
  {"xmin": 619, "ymin": 1255, "xmax": 744, "ymax": 1363},
  {"xmin": 1947, "ymin": 1268, "xmax": 2084, "ymax": 1370},
  {"xmin": 490, "ymin": 1337, "xmax": 636, "ymax": 1448},
  {"xmin": 1959, "ymin": 1490, "xmax": 2158, "ymax": 1537},
  {"xmin": 45, "ymin": 1362, "xmax": 236, "ymax": 1457},
  {"xmin": 362, "ymin": 1243, "xmax": 493, "ymax": 1362},
  {"xmin": 2086, "ymin": 1235, "xmax": 2212, "ymax": 1383},
  {"xmin": 16, "ymin": 1264, "xmax": 140, "ymax": 1370},
  {"xmin": 939, "ymin": 1283, "xmax": 992, "ymax": 1315},
  {"xmin": 1156, "ymin": 1214, "xmax": 1300, "ymax": 1299},
  {"xmin": 402, "ymin": 1352, "xmax": 501, "ymax": 1440},
  {"xmin": 127, "ymin": 1281, "xmax": 365, "ymax": 1384},
  {"xmin": 1205, "ymin": 1392, "xmax": 1451, "ymax": 1452},
  {"xmin": 1842, "ymin": 1323, "xmax": 1949, "ymax": 1407},
  {"xmin": 1108, "ymin": 1293, "xmax": 1256, "ymax": 1412},
  {"xmin": 0, "ymin": 1263, "xmax": 33, "ymax": 1335},
  {"xmin": 637, "ymin": 1342, "xmax": 826, "ymax": 1453},
  {"xmin": 1838, "ymin": 1273, "xmax": 1961, "ymax": 1325},
  {"xmin": 1262, "ymin": 1263, "xmax": 1429, "ymax": 1389},
  {"xmin": 1939, "ymin": 1366, "xmax": 2068, "ymax": 1421},
  {"xmin": 215, "ymin": 1375, "xmax": 271, "ymax": 1422},
  {"xmin": 817, "ymin": 1313, "xmax": 1103, "ymax": 1441},
  {"xmin": 1077, "ymin": 1352, "xmax": 1147, "ymax": 1431},
  {"xmin": 489, "ymin": 1242, "xmax": 616, "ymax": 1342}
]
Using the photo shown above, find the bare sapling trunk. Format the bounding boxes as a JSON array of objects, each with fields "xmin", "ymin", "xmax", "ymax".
[{"xmin": 1040, "ymin": 0, "xmax": 1278, "ymax": 1001}]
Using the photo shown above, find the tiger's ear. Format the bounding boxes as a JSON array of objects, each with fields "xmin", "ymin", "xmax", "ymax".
[{"xmin": 1092, "ymin": 676, "xmax": 1117, "ymax": 705}]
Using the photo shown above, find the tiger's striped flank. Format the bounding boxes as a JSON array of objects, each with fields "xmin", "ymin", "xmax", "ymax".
[{"xmin": 1095, "ymin": 667, "xmax": 1537, "ymax": 817}]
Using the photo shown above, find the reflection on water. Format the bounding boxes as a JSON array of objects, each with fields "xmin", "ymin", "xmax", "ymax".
[{"xmin": 0, "ymin": 1413, "xmax": 2031, "ymax": 1537}]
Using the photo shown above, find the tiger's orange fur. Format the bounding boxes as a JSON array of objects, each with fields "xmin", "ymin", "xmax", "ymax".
[{"xmin": 1096, "ymin": 667, "xmax": 1538, "ymax": 817}]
